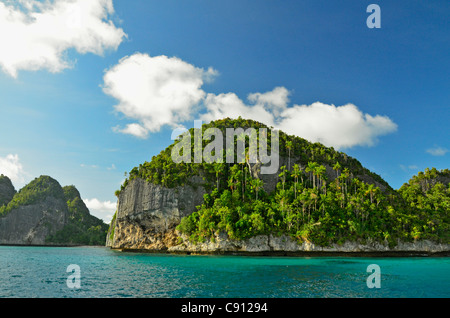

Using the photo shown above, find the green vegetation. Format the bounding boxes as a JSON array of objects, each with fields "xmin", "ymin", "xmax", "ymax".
[
  {"xmin": 117, "ymin": 118, "xmax": 449, "ymax": 247},
  {"xmin": 178, "ymin": 163, "xmax": 449, "ymax": 246},
  {"xmin": 46, "ymin": 185, "xmax": 109, "ymax": 245},
  {"xmin": 0, "ymin": 176, "xmax": 64, "ymax": 217},
  {"xmin": 116, "ymin": 117, "xmax": 392, "ymax": 195},
  {"xmin": 108, "ymin": 211, "xmax": 117, "ymax": 242},
  {"xmin": 0, "ymin": 175, "xmax": 108, "ymax": 245},
  {"xmin": 397, "ymin": 168, "xmax": 450, "ymax": 243}
]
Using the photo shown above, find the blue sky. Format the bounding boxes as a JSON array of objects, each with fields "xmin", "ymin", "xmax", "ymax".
[{"xmin": 0, "ymin": 0, "xmax": 448, "ymax": 223}]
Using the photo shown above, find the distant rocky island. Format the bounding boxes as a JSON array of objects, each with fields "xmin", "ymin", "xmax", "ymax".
[
  {"xmin": 0, "ymin": 175, "xmax": 108, "ymax": 246},
  {"xmin": 106, "ymin": 118, "xmax": 450, "ymax": 256}
]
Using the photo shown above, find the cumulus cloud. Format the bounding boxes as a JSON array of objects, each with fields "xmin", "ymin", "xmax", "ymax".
[
  {"xmin": 0, "ymin": 154, "xmax": 26, "ymax": 186},
  {"xmin": 247, "ymin": 86, "xmax": 291, "ymax": 117},
  {"xmin": 426, "ymin": 146, "xmax": 448, "ymax": 156},
  {"xmin": 0, "ymin": 0, "xmax": 126, "ymax": 78},
  {"xmin": 104, "ymin": 53, "xmax": 397, "ymax": 149},
  {"xmin": 277, "ymin": 102, "xmax": 398, "ymax": 149},
  {"xmin": 201, "ymin": 88, "xmax": 397, "ymax": 149},
  {"xmin": 112, "ymin": 123, "xmax": 149, "ymax": 139},
  {"xmin": 103, "ymin": 53, "xmax": 217, "ymax": 138},
  {"xmin": 200, "ymin": 92, "xmax": 276, "ymax": 126},
  {"xmin": 83, "ymin": 198, "xmax": 116, "ymax": 223}
]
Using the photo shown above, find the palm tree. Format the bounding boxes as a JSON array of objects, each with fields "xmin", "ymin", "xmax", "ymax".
[
  {"xmin": 299, "ymin": 190, "xmax": 309, "ymax": 222},
  {"xmin": 292, "ymin": 164, "xmax": 301, "ymax": 199},
  {"xmin": 310, "ymin": 189, "xmax": 318, "ymax": 213},
  {"xmin": 276, "ymin": 189, "xmax": 289, "ymax": 223},
  {"xmin": 227, "ymin": 176, "xmax": 235, "ymax": 192},
  {"xmin": 286, "ymin": 140, "xmax": 293, "ymax": 171},
  {"xmin": 339, "ymin": 168, "xmax": 351, "ymax": 195},
  {"xmin": 365, "ymin": 183, "xmax": 378, "ymax": 204},
  {"xmin": 279, "ymin": 165, "xmax": 287, "ymax": 190},
  {"xmin": 316, "ymin": 165, "xmax": 327, "ymax": 189},
  {"xmin": 333, "ymin": 161, "xmax": 341, "ymax": 178},
  {"xmin": 214, "ymin": 162, "xmax": 225, "ymax": 190},
  {"xmin": 251, "ymin": 178, "xmax": 264, "ymax": 200},
  {"xmin": 306, "ymin": 162, "xmax": 319, "ymax": 189},
  {"xmin": 228, "ymin": 165, "xmax": 240, "ymax": 192},
  {"xmin": 319, "ymin": 193, "xmax": 327, "ymax": 216}
]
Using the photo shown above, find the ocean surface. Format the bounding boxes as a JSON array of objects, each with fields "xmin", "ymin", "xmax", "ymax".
[{"xmin": 0, "ymin": 246, "xmax": 448, "ymax": 298}]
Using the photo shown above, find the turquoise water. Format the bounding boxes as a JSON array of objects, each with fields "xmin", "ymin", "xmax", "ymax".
[{"xmin": 0, "ymin": 246, "xmax": 448, "ymax": 298}]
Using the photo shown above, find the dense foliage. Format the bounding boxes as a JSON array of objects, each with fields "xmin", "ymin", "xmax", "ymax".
[
  {"xmin": 117, "ymin": 117, "xmax": 391, "ymax": 195},
  {"xmin": 116, "ymin": 118, "xmax": 449, "ymax": 247},
  {"xmin": 46, "ymin": 185, "xmax": 109, "ymax": 245},
  {"xmin": 108, "ymin": 211, "xmax": 117, "ymax": 243},
  {"xmin": 0, "ymin": 175, "xmax": 108, "ymax": 245},
  {"xmin": 397, "ymin": 168, "xmax": 450, "ymax": 243},
  {"xmin": 0, "ymin": 176, "xmax": 64, "ymax": 217},
  {"xmin": 177, "ymin": 163, "xmax": 449, "ymax": 246}
]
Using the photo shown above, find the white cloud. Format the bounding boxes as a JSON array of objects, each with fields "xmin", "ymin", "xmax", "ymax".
[
  {"xmin": 0, "ymin": 0, "xmax": 126, "ymax": 78},
  {"xmin": 277, "ymin": 102, "xmax": 398, "ymax": 149},
  {"xmin": 104, "ymin": 54, "xmax": 397, "ymax": 149},
  {"xmin": 0, "ymin": 153, "xmax": 26, "ymax": 187},
  {"xmin": 103, "ymin": 53, "xmax": 217, "ymax": 137},
  {"xmin": 112, "ymin": 123, "xmax": 148, "ymax": 139},
  {"xmin": 200, "ymin": 92, "xmax": 276, "ymax": 126},
  {"xmin": 202, "ymin": 89, "xmax": 397, "ymax": 150},
  {"xmin": 247, "ymin": 86, "xmax": 290, "ymax": 117},
  {"xmin": 83, "ymin": 198, "xmax": 116, "ymax": 223},
  {"xmin": 426, "ymin": 146, "xmax": 448, "ymax": 156}
]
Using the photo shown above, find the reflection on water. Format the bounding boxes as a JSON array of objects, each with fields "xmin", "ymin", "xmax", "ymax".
[{"xmin": 0, "ymin": 246, "xmax": 448, "ymax": 298}]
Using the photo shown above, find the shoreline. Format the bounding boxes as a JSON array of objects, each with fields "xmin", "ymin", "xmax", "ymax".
[
  {"xmin": 2, "ymin": 243, "xmax": 448, "ymax": 257},
  {"xmin": 0, "ymin": 243, "xmax": 106, "ymax": 248},
  {"xmin": 110, "ymin": 248, "xmax": 450, "ymax": 257},
  {"xmin": 1, "ymin": 244, "xmax": 448, "ymax": 257},
  {"xmin": 108, "ymin": 234, "xmax": 450, "ymax": 257}
]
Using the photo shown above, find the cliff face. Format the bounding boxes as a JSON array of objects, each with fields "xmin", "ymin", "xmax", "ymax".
[
  {"xmin": 0, "ymin": 197, "xmax": 68, "ymax": 245},
  {"xmin": 0, "ymin": 175, "xmax": 108, "ymax": 246},
  {"xmin": 108, "ymin": 168, "xmax": 449, "ymax": 254},
  {"xmin": 0, "ymin": 176, "xmax": 68, "ymax": 245},
  {"xmin": 108, "ymin": 155, "xmax": 392, "ymax": 251},
  {"xmin": 169, "ymin": 232, "xmax": 449, "ymax": 255},
  {"xmin": 0, "ymin": 175, "xmax": 15, "ymax": 207},
  {"xmin": 108, "ymin": 176, "xmax": 206, "ymax": 250}
]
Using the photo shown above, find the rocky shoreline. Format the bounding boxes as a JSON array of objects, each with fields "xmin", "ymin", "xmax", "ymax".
[
  {"xmin": 112, "ymin": 249, "xmax": 450, "ymax": 257},
  {"xmin": 107, "ymin": 174, "xmax": 450, "ymax": 258},
  {"xmin": 110, "ymin": 231, "xmax": 450, "ymax": 257}
]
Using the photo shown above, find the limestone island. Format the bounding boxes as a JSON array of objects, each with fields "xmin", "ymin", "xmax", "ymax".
[
  {"xmin": 106, "ymin": 118, "xmax": 450, "ymax": 256},
  {"xmin": 0, "ymin": 175, "xmax": 108, "ymax": 246}
]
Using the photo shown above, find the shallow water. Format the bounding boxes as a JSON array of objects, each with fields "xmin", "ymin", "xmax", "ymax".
[{"xmin": 0, "ymin": 246, "xmax": 448, "ymax": 298}]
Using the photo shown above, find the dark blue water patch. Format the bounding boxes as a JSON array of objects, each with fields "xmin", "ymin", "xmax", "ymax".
[{"xmin": 0, "ymin": 246, "xmax": 448, "ymax": 298}]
